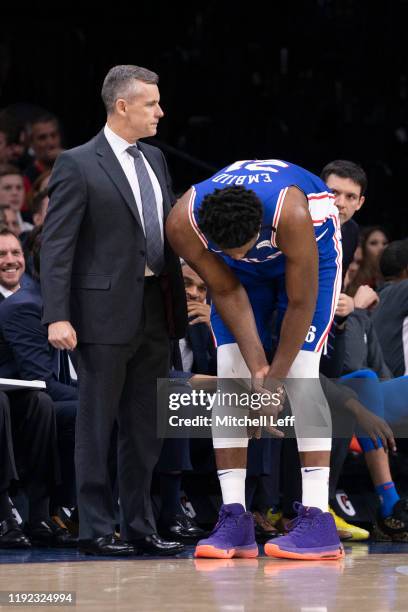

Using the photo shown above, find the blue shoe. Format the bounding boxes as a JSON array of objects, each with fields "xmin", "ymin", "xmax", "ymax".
[
  {"xmin": 264, "ymin": 502, "xmax": 344, "ymax": 560},
  {"xmin": 194, "ymin": 503, "xmax": 258, "ymax": 559}
]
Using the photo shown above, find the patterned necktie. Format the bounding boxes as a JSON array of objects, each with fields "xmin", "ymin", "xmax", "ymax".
[{"xmin": 127, "ymin": 145, "xmax": 164, "ymax": 275}]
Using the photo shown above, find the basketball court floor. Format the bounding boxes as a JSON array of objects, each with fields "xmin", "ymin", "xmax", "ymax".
[{"xmin": 1, "ymin": 543, "xmax": 407, "ymax": 611}]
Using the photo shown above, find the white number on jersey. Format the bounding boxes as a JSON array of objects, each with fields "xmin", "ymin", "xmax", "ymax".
[
  {"xmin": 305, "ymin": 325, "xmax": 317, "ymax": 343},
  {"xmin": 224, "ymin": 160, "xmax": 289, "ymax": 173}
]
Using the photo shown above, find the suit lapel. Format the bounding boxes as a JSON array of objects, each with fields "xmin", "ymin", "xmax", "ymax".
[{"xmin": 95, "ymin": 130, "xmax": 143, "ymax": 227}]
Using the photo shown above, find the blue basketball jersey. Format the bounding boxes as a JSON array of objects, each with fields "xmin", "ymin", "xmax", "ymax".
[{"xmin": 189, "ymin": 159, "xmax": 341, "ymax": 278}]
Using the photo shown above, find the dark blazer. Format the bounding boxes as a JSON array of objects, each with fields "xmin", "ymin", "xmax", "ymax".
[
  {"xmin": 341, "ymin": 218, "xmax": 360, "ymax": 281},
  {"xmin": 0, "ymin": 283, "xmax": 78, "ymax": 402},
  {"xmin": 40, "ymin": 130, "xmax": 187, "ymax": 344},
  {"xmin": 170, "ymin": 321, "xmax": 217, "ymax": 379}
]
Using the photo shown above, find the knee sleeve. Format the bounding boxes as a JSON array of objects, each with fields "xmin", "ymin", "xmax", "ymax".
[
  {"xmin": 212, "ymin": 343, "xmax": 251, "ymax": 447},
  {"xmin": 212, "ymin": 436, "xmax": 249, "ymax": 449},
  {"xmin": 217, "ymin": 343, "xmax": 251, "ymax": 378},
  {"xmin": 286, "ymin": 350, "xmax": 332, "ymax": 444},
  {"xmin": 297, "ymin": 437, "xmax": 332, "ymax": 452}
]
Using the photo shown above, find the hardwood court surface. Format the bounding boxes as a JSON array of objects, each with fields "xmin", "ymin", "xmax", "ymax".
[{"xmin": 0, "ymin": 543, "xmax": 407, "ymax": 611}]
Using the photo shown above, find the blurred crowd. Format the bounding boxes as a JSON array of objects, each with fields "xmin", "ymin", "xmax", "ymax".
[{"xmin": 0, "ymin": 102, "xmax": 407, "ymax": 552}]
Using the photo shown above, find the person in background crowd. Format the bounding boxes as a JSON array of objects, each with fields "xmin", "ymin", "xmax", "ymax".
[
  {"xmin": 345, "ymin": 226, "xmax": 390, "ymax": 297},
  {"xmin": 0, "ymin": 164, "xmax": 32, "ymax": 233},
  {"xmin": 23, "ymin": 112, "xmax": 62, "ymax": 194},
  {"xmin": 0, "ymin": 227, "xmax": 76, "ymax": 548}
]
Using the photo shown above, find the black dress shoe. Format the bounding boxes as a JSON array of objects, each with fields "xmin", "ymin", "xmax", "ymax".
[
  {"xmin": 159, "ymin": 514, "xmax": 207, "ymax": 542},
  {"xmin": 0, "ymin": 519, "xmax": 31, "ymax": 549},
  {"xmin": 24, "ymin": 518, "xmax": 78, "ymax": 548},
  {"xmin": 132, "ymin": 533, "xmax": 184, "ymax": 556},
  {"xmin": 79, "ymin": 534, "xmax": 136, "ymax": 556}
]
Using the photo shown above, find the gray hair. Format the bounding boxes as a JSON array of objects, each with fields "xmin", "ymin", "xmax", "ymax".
[{"xmin": 101, "ymin": 65, "xmax": 159, "ymax": 115}]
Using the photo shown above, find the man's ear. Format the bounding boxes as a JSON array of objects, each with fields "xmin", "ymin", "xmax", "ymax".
[{"xmin": 115, "ymin": 98, "xmax": 127, "ymax": 116}]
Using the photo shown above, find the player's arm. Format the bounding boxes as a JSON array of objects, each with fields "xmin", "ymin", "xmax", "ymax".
[
  {"xmin": 166, "ymin": 189, "xmax": 268, "ymax": 375},
  {"xmin": 267, "ymin": 186, "xmax": 318, "ymax": 379}
]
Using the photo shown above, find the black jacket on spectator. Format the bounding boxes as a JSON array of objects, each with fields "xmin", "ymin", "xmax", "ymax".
[{"xmin": 341, "ymin": 218, "xmax": 360, "ymax": 281}]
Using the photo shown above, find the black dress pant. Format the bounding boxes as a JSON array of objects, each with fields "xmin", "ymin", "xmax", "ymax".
[
  {"xmin": 0, "ymin": 389, "xmax": 59, "ymax": 497},
  {"xmin": 75, "ymin": 279, "xmax": 170, "ymax": 541},
  {"xmin": 53, "ymin": 400, "xmax": 77, "ymax": 508}
]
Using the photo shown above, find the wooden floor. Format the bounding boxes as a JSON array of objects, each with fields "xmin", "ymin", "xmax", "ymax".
[{"xmin": 1, "ymin": 543, "xmax": 408, "ymax": 611}]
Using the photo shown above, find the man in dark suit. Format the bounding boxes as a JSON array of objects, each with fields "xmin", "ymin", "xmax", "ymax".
[
  {"xmin": 0, "ymin": 227, "xmax": 75, "ymax": 548},
  {"xmin": 40, "ymin": 65, "xmax": 187, "ymax": 556}
]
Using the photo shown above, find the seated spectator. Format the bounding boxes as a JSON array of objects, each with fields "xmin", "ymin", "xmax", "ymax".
[
  {"xmin": 372, "ymin": 238, "xmax": 408, "ymax": 377},
  {"xmin": 0, "ymin": 227, "xmax": 77, "ymax": 519},
  {"xmin": 0, "ymin": 164, "xmax": 33, "ymax": 232},
  {"xmin": 0, "ymin": 385, "xmax": 74, "ymax": 548},
  {"xmin": 0, "ymin": 205, "xmax": 21, "ymax": 238},
  {"xmin": 0, "ymin": 110, "xmax": 26, "ymax": 167},
  {"xmin": 23, "ymin": 111, "xmax": 62, "ymax": 195},
  {"xmin": 345, "ymin": 225, "xmax": 390, "ymax": 296},
  {"xmin": 156, "ymin": 262, "xmax": 215, "ymax": 542},
  {"xmin": 320, "ymin": 159, "xmax": 366, "ymax": 279}
]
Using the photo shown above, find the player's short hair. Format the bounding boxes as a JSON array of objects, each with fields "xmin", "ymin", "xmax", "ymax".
[
  {"xmin": 197, "ymin": 186, "xmax": 262, "ymax": 248},
  {"xmin": 379, "ymin": 239, "xmax": 408, "ymax": 278},
  {"xmin": 320, "ymin": 159, "xmax": 367, "ymax": 196},
  {"xmin": 101, "ymin": 65, "xmax": 159, "ymax": 115}
]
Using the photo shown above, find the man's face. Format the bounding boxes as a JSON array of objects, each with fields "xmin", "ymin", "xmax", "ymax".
[
  {"xmin": 325, "ymin": 173, "xmax": 365, "ymax": 225},
  {"xmin": 121, "ymin": 82, "xmax": 164, "ymax": 140},
  {"xmin": 0, "ymin": 233, "xmax": 25, "ymax": 290},
  {"xmin": 182, "ymin": 265, "xmax": 207, "ymax": 303},
  {"xmin": 3, "ymin": 208, "xmax": 21, "ymax": 237},
  {"xmin": 0, "ymin": 174, "xmax": 25, "ymax": 211},
  {"xmin": 7, "ymin": 131, "xmax": 26, "ymax": 163},
  {"xmin": 30, "ymin": 120, "xmax": 61, "ymax": 164}
]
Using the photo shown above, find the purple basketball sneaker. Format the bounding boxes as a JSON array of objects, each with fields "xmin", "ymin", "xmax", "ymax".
[
  {"xmin": 195, "ymin": 503, "xmax": 258, "ymax": 559},
  {"xmin": 264, "ymin": 502, "xmax": 344, "ymax": 560}
]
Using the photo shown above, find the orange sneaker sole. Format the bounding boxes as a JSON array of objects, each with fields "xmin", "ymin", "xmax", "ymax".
[
  {"xmin": 264, "ymin": 542, "xmax": 345, "ymax": 561},
  {"xmin": 195, "ymin": 545, "xmax": 235, "ymax": 559},
  {"xmin": 194, "ymin": 545, "xmax": 259, "ymax": 559}
]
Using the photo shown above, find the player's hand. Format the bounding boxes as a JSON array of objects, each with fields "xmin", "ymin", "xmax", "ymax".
[
  {"xmin": 250, "ymin": 371, "xmax": 285, "ymax": 438},
  {"xmin": 187, "ymin": 301, "xmax": 211, "ymax": 326},
  {"xmin": 351, "ymin": 400, "xmax": 396, "ymax": 452},
  {"xmin": 335, "ymin": 293, "xmax": 354, "ymax": 317},
  {"xmin": 353, "ymin": 285, "xmax": 379, "ymax": 310},
  {"xmin": 48, "ymin": 321, "xmax": 77, "ymax": 351}
]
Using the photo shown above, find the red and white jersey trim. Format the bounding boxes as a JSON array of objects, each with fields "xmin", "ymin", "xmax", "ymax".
[
  {"xmin": 271, "ymin": 187, "xmax": 288, "ymax": 247},
  {"xmin": 188, "ymin": 187, "xmax": 208, "ymax": 247},
  {"xmin": 315, "ymin": 212, "xmax": 342, "ymax": 353},
  {"xmin": 308, "ymin": 191, "xmax": 339, "ymax": 227}
]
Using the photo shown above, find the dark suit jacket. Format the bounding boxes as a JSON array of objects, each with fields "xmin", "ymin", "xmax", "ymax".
[
  {"xmin": 0, "ymin": 282, "xmax": 78, "ymax": 402},
  {"xmin": 170, "ymin": 322, "xmax": 217, "ymax": 379},
  {"xmin": 40, "ymin": 130, "xmax": 187, "ymax": 344},
  {"xmin": 341, "ymin": 218, "xmax": 360, "ymax": 282}
]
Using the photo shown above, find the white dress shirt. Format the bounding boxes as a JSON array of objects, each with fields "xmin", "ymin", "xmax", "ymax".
[
  {"xmin": 0, "ymin": 284, "xmax": 15, "ymax": 299},
  {"xmin": 104, "ymin": 124, "xmax": 164, "ymax": 276}
]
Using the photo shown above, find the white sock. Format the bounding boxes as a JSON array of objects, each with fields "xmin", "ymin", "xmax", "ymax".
[
  {"xmin": 301, "ymin": 467, "xmax": 330, "ymax": 512},
  {"xmin": 217, "ymin": 469, "xmax": 246, "ymax": 509}
]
